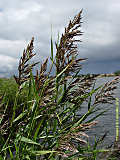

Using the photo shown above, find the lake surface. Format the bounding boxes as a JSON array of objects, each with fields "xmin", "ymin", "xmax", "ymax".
[{"xmin": 81, "ymin": 77, "xmax": 120, "ymax": 147}]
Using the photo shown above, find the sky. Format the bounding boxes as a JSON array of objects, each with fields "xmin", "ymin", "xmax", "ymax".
[{"xmin": 0, "ymin": 0, "xmax": 120, "ymax": 77}]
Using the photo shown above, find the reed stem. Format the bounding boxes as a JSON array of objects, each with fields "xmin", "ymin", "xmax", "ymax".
[{"xmin": 115, "ymin": 97, "xmax": 119, "ymax": 141}]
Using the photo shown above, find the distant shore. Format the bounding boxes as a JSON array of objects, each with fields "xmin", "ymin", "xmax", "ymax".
[
  {"xmin": 0, "ymin": 73, "xmax": 120, "ymax": 80},
  {"xmin": 96, "ymin": 73, "xmax": 119, "ymax": 77},
  {"xmin": 82, "ymin": 73, "xmax": 120, "ymax": 78}
]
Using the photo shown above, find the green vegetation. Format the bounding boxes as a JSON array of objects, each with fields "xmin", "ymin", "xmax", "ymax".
[
  {"xmin": 114, "ymin": 70, "xmax": 120, "ymax": 76},
  {"xmin": 0, "ymin": 10, "xmax": 120, "ymax": 159}
]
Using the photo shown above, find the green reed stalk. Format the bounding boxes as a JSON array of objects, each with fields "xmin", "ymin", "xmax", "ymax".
[{"xmin": 115, "ymin": 98, "xmax": 119, "ymax": 141}]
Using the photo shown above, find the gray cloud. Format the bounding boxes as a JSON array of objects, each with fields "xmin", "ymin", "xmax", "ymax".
[{"xmin": 0, "ymin": 0, "xmax": 120, "ymax": 77}]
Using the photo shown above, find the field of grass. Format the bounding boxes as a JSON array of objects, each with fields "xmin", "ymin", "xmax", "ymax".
[{"xmin": 0, "ymin": 10, "xmax": 120, "ymax": 160}]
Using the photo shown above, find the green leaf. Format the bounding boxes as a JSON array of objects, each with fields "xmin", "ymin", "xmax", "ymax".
[
  {"xmin": 21, "ymin": 136, "xmax": 41, "ymax": 146},
  {"xmin": 33, "ymin": 118, "xmax": 44, "ymax": 141},
  {"xmin": 0, "ymin": 155, "xmax": 4, "ymax": 160},
  {"xmin": 116, "ymin": 98, "xmax": 119, "ymax": 141},
  {"xmin": 86, "ymin": 108, "xmax": 109, "ymax": 123},
  {"xmin": 25, "ymin": 155, "xmax": 30, "ymax": 160},
  {"xmin": 55, "ymin": 63, "xmax": 72, "ymax": 80},
  {"xmin": 56, "ymin": 112, "xmax": 62, "ymax": 125},
  {"xmin": 32, "ymin": 150, "xmax": 56, "ymax": 155},
  {"xmin": 13, "ymin": 110, "xmax": 27, "ymax": 123},
  {"xmin": 1, "ymin": 146, "xmax": 12, "ymax": 153},
  {"xmin": 9, "ymin": 147, "xmax": 14, "ymax": 159},
  {"xmin": 39, "ymin": 135, "xmax": 54, "ymax": 139},
  {"xmin": 72, "ymin": 106, "xmax": 95, "ymax": 128},
  {"xmin": 51, "ymin": 36, "xmax": 54, "ymax": 63}
]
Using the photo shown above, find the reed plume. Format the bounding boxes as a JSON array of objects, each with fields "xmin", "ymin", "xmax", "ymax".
[{"xmin": 14, "ymin": 37, "xmax": 39, "ymax": 87}]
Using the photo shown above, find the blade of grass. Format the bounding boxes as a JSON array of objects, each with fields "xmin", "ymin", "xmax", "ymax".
[
  {"xmin": 13, "ymin": 110, "xmax": 28, "ymax": 123},
  {"xmin": 21, "ymin": 136, "xmax": 41, "ymax": 146},
  {"xmin": 8, "ymin": 147, "xmax": 14, "ymax": 159},
  {"xmin": 50, "ymin": 35, "xmax": 54, "ymax": 63},
  {"xmin": 30, "ymin": 150, "xmax": 57, "ymax": 156},
  {"xmin": 33, "ymin": 117, "xmax": 45, "ymax": 141}
]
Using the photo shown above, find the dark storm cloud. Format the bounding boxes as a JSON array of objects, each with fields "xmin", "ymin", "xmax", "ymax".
[{"xmin": 0, "ymin": 0, "xmax": 120, "ymax": 77}]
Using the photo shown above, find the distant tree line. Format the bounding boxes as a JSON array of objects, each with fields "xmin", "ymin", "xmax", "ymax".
[{"xmin": 114, "ymin": 70, "xmax": 120, "ymax": 76}]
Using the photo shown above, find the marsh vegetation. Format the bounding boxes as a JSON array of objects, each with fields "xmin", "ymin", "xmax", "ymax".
[{"xmin": 0, "ymin": 10, "xmax": 120, "ymax": 159}]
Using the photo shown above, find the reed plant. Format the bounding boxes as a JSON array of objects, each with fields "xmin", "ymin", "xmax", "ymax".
[{"xmin": 0, "ymin": 10, "xmax": 120, "ymax": 159}]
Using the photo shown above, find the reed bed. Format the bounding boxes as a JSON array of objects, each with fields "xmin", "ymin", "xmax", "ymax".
[{"xmin": 0, "ymin": 10, "xmax": 120, "ymax": 159}]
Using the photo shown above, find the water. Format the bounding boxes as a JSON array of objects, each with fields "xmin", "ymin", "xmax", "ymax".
[{"xmin": 84, "ymin": 77, "xmax": 120, "ymax": 147}]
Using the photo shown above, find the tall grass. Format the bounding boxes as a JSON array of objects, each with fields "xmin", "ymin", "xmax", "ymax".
[{"xmin": 0, "ymin": 10, "xmax": 120, "ymax": 159}]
